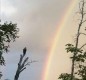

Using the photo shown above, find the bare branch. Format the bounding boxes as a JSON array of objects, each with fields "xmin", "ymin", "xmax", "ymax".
[
  {"xmin": 83, "ymin": 12, "xmax": 86, "ymax": 15},
  {"xmin": 20, "ymin": 67, "xmax": 26, "ymax": 73},
  {"xmin": 21, "ymin": 57, "xmax": 28, "ymax": 68},
  {"xmin": 80, "ymin": 43, "xmax": 86, "ymax": 50},
  {"xmin": 79, "ymin": 32, "xmax": 86, "ymax": 36},
  {"xmin": 14, "ymin": 47, "xmax": 31, "ymax": 80},
  {"xmin": 82, "ymin": 19, "xmax": 86, "ymax": 23},
  {"xmin": 79, "ymin": 2, "xmax": 82, "ymax": 13}
]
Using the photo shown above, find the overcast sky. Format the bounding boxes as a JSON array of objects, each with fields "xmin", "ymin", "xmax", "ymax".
[{"xmin": 0, "ymin": 0, "xmax": 78, "ymax": 80}]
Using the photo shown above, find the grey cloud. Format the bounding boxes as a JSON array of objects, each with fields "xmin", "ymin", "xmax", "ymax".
[
  {"xmin": 1, "ymin": 0, "xmax": 71, "ymax": 80},
  {"xmin": 7, "ymin": 0, "xmax": 70, "ymax": 54}
]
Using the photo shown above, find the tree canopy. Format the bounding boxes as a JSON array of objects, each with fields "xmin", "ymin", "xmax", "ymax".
[{"xmin": 0, "ymin": 21, "xmax": 19, "ymax": 65}]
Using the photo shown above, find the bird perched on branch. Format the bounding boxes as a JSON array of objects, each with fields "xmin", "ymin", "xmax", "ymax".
[{"xmin": 23, "ymin": 47, "xmax": 27, "ymax": 56}]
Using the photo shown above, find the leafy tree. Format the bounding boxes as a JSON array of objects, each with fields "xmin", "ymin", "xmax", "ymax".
[
  {"xmin": 59, "ymin": 0, "xmax": 86, "ymax": 80},
  {"xmin": 0, "ymin": 21, "xmax": 19, "ymax": 65},
  {"xmin": 0, "ymin": 21, "xmax": 19, "ymax": 79}
]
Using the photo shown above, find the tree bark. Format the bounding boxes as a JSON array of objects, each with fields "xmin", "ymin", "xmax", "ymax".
[{"xmin": 14, "ymin": 70, "xmax": 20, "ymax": 80}]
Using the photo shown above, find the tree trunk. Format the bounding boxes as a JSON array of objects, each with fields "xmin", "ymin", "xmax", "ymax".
[{"xmin": 14, "ymin": 71, "xmax": 20, "ymax": 80}]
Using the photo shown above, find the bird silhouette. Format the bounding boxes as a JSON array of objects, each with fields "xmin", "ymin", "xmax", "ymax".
[{"xmin": 23, "ymin": 47, "xmax": 27, "ymax": 56}]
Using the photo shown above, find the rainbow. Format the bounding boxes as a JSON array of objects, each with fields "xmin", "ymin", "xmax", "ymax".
[{"xmin": 42, "ymin": 0, "xmax": 78, "ymax": 80}]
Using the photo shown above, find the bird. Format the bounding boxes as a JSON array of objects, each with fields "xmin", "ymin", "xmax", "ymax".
[{"xmin": 23, "ymin": 47, "xmax": 27, "ymax": 56}]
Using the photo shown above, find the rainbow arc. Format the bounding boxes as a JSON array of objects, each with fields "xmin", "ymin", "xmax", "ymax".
[{"xmin": 42, "ymin": 0, "xmax": 78, "ymax": 80}]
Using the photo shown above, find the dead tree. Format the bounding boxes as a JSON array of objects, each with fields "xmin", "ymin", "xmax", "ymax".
[
  {"xmin": 0, "ymin": 72, "xmax": 2, "ymax": 79},
  {"xmin": 14, "ymin": 47, "xmax": 31, "ymax": 80}
]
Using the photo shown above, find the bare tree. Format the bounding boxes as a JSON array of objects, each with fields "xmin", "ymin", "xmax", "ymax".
[
  {"xmin": 0, "ymin": 21, "xmax": 19, "ymax": 79},
  {"xmin": 14, "ymin": 47, "xmax": 33, "ymax": 80}
]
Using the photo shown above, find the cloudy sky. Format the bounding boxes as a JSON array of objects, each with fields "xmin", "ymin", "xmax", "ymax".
[{"xmin": 0, "ymin": 0, "xmax": 79, "ymax": 80}]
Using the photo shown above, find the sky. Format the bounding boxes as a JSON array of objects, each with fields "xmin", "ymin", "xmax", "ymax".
[{"xmin": 0, "ymin": 0, "xmax": 80, "ymax": 80}]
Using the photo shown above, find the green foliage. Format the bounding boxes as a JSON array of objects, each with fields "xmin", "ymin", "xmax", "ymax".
[
  {"xmin": 58, "ymin": 73, "xmax": 80, "ymax": 80},
  {"xmin": 65, "ymin": 44, "xmax": 83, "ymax": 54},
  {"xmin": 59, "ymin": 44, "xmax": 86, "ymax": 80},
  {"xmin": 74, "ymin": 52, "xmax": 86, "ymax": 62},
  {"xmin": 0, "ymin": 22, "xmax": 19, "ymax": 65},
  {"xmin": 58, "ymin": 73, "xmax": 71, "ymax": 80},
  {"xmin": 76, "ymin": 65, "xmax": 86, "ymax": 79}
]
